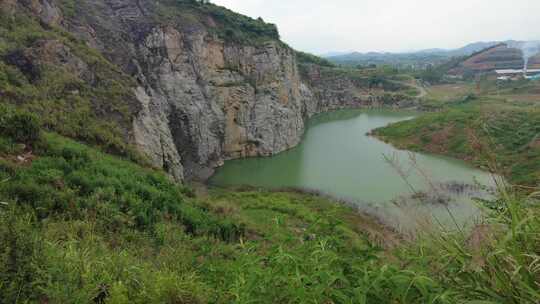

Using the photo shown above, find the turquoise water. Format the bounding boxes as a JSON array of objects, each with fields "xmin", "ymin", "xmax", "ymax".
[{"xmin": 210, "ymin": 109, "xmax": 495, "ymax": 231}]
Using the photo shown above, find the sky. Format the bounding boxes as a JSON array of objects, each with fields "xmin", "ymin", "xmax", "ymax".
[{"xmin": 211, "ymin": 0, "xmax": 540, "ymax": 54}]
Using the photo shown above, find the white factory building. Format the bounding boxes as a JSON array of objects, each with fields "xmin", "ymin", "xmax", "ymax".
[{"xmin": 495, "ymin": 69, "xmax": 540, "ymax": 80}]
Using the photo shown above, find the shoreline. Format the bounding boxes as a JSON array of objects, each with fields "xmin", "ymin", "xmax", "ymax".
[
  {"xmin": 187, "ymin": 103, "xmax": 423, "ymax": 183},
  {"xmin": 201, "ymin": 178, "xmax": 494, "ymax": 243}
]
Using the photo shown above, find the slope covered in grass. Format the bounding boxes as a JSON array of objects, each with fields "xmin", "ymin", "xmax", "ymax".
[
  {"xmin": 374, "ymin": 102, "xmax": 540, "ymax": 186},
  {"xmin": 0, "ymin": 6, "xmax": 141, "ymax": 158}
]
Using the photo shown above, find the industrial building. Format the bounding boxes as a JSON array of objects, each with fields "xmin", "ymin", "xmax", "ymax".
[{"xmin": 495, "ymin": 69, "xmax": 540, "ymax": 80}]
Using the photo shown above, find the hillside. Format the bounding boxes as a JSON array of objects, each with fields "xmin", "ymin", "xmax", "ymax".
[
  {"xmin": 448, "ymin": 43, "xmax": 524, "ymax": 75},
  {"xmin": 374, "ymin": 102, "xmax": 540, "ymax": 186}
]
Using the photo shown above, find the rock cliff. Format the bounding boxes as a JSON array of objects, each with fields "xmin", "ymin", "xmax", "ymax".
[{"xmin": 2, "ymin": 0, "xmax": 414, "ymax": 181}]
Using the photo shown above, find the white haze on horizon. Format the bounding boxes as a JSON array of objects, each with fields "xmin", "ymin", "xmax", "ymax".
[{"xmin": 211, "ymin": 0, "xmax": 540, "ymax": 54}]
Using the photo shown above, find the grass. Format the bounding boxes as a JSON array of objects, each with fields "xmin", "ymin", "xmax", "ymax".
[
  {"xmin": 424, "ymin": 82, "xmax": 475, "ymax": 104},
  {"xmin": 0, "ymin": 111, "xmax": 379, "ymax": 302},
  {"xmin": 482, "ymin": 79, "xmax": 540, "ymax": 105},
  {"xmin": 394, "ymin": 189, "xmax": 540, "ymax": 303}
]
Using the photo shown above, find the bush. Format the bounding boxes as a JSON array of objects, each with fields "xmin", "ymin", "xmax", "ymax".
[
  {"xmin": 0, "ymin": 105, "xmax": 41, "ymax": 146},
  {"xmin": 4, "ymin": 111, "xmax": 41, "ymax": 144}
]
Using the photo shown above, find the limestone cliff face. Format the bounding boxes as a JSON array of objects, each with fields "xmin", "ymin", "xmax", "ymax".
[
  {"xmin": 127, "ymin": 25, "xmax": 403, "ymax": 180},
  {"xmin": 13, "ymin": 0, "xmax": 412, "ymax": 181},
  {"xmin": 129, "ymin": 25, "xmax": 313, "ymax": 180}
]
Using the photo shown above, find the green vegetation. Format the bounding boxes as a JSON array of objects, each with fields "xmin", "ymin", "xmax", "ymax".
[
  {"xmin": 0, "ymin": 9, "xmax": 140, "ymax": 160},
  {"xmin": 0, "ymin": 110, "xmax": 405, "ymax": 302},
  {"xmin": 424, "ymin": 83, "xmax": 475, "ymax": 103},
  {"xmin": 415, "ymin": 56, "xmax": 471, "ymax": 84},
  {"xmin": 394, "ymin": 189, "xmax": 540, "ymax": 303},
  {"xmin": 298, "ymin": 64, "xmax": 421, "ymax": 106},
  {"xmin": 326, "ymin": 52, "xmax": 450, "ymax": 70},
  {"xmin": 306, "ymin": 64, "xmax": 411, "ymax": 91},
  {"xmin": 156, "ymin": 0, "xmax": 279, "ymax": 44},
  {"xmin": 1, "ymin": 107, "xmax": 539, "ymax": 303},
  {"xmin": 296, "ymin": 51, "xmax": 335, "ymax": 67},
  {"xmin": 57, "ymin": 0, "xmax": 77, "ymax": 18},
  {"xmin": 374, "ymin": 101, "xmax": 540, "ymax": 186},
  {"xmin": 415, "ymin": 82, "xmax": 477, "ymax": 109}
]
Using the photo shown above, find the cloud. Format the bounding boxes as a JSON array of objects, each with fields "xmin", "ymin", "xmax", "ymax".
[{"xmin": 211, "ymin": 0, "xmax": 540, "ymax": 54}]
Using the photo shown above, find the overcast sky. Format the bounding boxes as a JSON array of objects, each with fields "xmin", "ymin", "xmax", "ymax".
[{"xmin": 211, "ymin": 0, "xmax": 540, "ymax": 54}]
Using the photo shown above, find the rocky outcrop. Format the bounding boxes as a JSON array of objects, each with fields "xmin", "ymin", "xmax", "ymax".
[
  {"xmin": 14, "ymin": 0, "xmax": 415, "ymax": 181},
  {"xmin": 8, "ymin": 39, "xmax": 89, "ymax": 80}
]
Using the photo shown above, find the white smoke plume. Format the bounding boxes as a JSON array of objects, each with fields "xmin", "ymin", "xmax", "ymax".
[{"xmin": 520, "ymin": 41, "xmax": 540, "ymax": 72}]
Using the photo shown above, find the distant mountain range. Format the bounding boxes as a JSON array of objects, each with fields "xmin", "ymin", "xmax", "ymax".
[
  {"xmin": 324, "ymin": 40, "xmax": 540, "ymax": 69},
  {"xmin": 319, "ymin": 51, "xmax": 352, "ymax": 57}
]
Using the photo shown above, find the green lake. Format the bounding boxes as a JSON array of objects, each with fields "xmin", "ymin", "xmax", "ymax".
[{"xmin": 210, "ymin": 109, "xmax": 495, "ymax": 232}]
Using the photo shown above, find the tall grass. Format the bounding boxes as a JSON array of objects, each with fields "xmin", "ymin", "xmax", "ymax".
[{"xmin": 397, "ymin": 188, "xmax": 540, "ymax": 303}]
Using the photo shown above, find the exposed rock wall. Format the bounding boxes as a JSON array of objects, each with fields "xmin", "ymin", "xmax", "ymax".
[{"xmin": 131, "ymin": 26, "xmax": 319, "ymax": 180}]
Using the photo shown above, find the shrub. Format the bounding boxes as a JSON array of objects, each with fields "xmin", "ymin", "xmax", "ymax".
[
  {"xmin": 0, "ymin": 104, "xmax": 42, "ymax": 146},
  {"xmin": 4, "ymin": 111, "xmax": 41, "ymax": 144}
]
